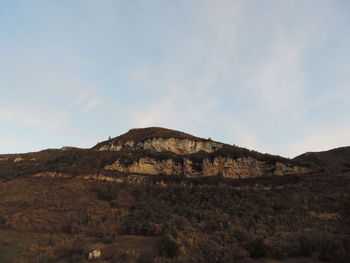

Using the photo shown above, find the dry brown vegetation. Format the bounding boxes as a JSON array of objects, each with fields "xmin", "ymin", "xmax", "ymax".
[
  {"xmin": 0, "ymin": 173, "xmax": 349, "ymax": 263},
  {"xmin": 0, "ymin": 128, "xmax": 348, "ymax": 262},
  {"xmin": 295, "ymin": 146, "xmax": 350, "ymax": 173},
  {"xmin": 0, "ymin": 143, "xmax": 309, "ymax": 182}
]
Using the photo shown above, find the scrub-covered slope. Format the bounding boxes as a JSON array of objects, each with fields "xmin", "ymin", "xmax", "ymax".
[{"xmin": 294, "ymin": 146, "xmax": 350, "ymax": 173}]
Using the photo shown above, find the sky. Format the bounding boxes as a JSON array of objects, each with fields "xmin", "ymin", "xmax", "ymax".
[{"xmin": 0, "ymin": 0, "xmax": 350, "ymax": 158}]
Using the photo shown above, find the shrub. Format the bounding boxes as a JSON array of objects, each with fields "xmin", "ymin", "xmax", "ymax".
[
  {"xmin": 298, "ymin": 231, "xmax": 344, "ymax": 261},
  {"xmin": 199, "ymin": 239, "xmax": 248, "ymax": 263},
  {"xmin": 160, "ymin": 235, "xmax": 181, "ymax": 258},
  {"xmin": 0, "ymin": 213, "xmax": 7, "ymax": 225},
  {"xmin": 246, "ymin": 238, "xmax": 268, "ymax": 258},
  {"xmin": 138, "ymin": 253, "xmax": 155, "ymax": 263},
  {"xmin": 95, "ymin": 183, "xmax": 119, "ymax": 201}
]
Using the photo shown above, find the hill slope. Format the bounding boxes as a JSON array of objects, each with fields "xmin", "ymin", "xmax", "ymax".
[
  {"xmin": 294, "ymin": 146, "xmax": 350, "ymax": 173},
  {"xmin": 0, "ymin": 127, "xmax": 310, "ymax": 181},
  {"xmin": 0, "ymin": 128, "xmax": 349, "ymax": 263}
]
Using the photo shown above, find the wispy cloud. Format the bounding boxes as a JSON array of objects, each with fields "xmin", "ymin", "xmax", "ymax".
[
  {"xmin": 1, "ymin": 0, "xmax": 349, "ymax": 155},
  {"xmin": 77, "ymin": 91, "xmax": 103, "ymax": 112},
  {"xmin": 0, "ymin": 108, "xmax": 12, "ymax": 121},
  {"xmin": 122, "ymin": 0, "xmax": 350, "ymax": 157},
  {"xmin": 0, "ymin": 106, "xmax": 65, "ymax": 132}
]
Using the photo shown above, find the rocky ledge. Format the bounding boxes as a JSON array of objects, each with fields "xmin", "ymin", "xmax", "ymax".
[
  {"xmin": 104, "ymin": 156, "xmax": 310, "ymax": 178},
  {"xmin": 96, "ymin": 137, "xmax": 223, "ymax": 154}
]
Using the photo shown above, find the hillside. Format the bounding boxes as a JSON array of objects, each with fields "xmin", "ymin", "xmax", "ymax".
[
  {"xmin": 0, "ymin": 174, "xmax": 349, "ymax": 263},
  {"xmin": 0, "ymin": 127, "xmax": 310, "ymax": 181},
  {"xmin": 0, "ymin": 127, "xmax": 349, "ymax": 262},
  {"xmin": 294, "ymin": 146, "xmax": 350, "ymax": 173}
]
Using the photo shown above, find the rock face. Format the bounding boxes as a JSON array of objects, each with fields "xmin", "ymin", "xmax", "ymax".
[
  {"xmin": 33, "ymin": 171, "xmax": 151, "ymax": 184},
  {"xmin": 92, "ymin": 127, "xmax": 311, "ymax": 178},
  {"xmin": 17, "ymin": 127, "xmax": 310, "ymax": 182},
  {"xmin": 105, "ymin": 156, "xmax": 310, "ymax": 178},
  {"xmin": 97, "ymin": 137, "xmax": 223, "ymax": 154},
  {"xmin": 88, "ymin": 249, "xmax": 101, "ymax": 260}
]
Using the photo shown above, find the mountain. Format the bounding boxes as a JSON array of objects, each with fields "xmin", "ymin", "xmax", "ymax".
[
  {"xmin": 93, "ymin": 127, "xmax": 222, "ymax": 154},
  {"xmin": 294, "ymin": 146, "xmax": 350, "ymax": 173},
  {"xmin": 1, "ymin": 127, "xmax": 349, "ymax": 263},
  {"xmin": 0, "ymin": 127, "xmax": 310, "ymax": 181},
  {"xmin": 95, "ymin": 127, "xmax": 204, "ymax": 145}
]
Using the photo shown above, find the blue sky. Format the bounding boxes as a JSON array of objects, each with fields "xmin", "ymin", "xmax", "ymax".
[{"xmin": 1, "ymin": 0, "xmax": 350, "ymax": 157}]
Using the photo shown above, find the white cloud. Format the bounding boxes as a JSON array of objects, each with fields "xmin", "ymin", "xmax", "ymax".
[
  {"xmin": 1, "ymin": 0, "xmax": 349, "ymax": 156},
  {"xmin": 77, "ymin": 91, "xmax": 103, "ymax": 112},
  {"xmin": 124, "ymin": 1, "xmax": 243, "ymax": 130},
  {"xmin": 127, "ymin": 68, "xmax": 150, "ymax": 83},
  {"xmin": 250, "ymin": 41, "xmax": 307, "ymax": 114},
  {"xmin": 0, "ymin": 107, "xmax": 65, "ymax": 132},
  {"xmin": 0, "ymin": 108, "xmax": 12, "ymax": 121}
]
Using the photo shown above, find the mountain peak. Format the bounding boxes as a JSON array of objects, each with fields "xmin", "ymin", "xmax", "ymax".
[
  {"xmin": 99, "ymin": 127, "xmax": 206, "ymax": 145},
  {"xmin": 92, "ymin": 127, "xmax": 218, "ymax": 153}
]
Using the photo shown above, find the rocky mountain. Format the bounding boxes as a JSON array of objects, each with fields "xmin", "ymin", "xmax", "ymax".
[
  {"xmin": 0, "ymin": 127, "xmax": 311, "ymax": 182},
  {"xmin": 1, "ymin": 127, "xmax": 349, "ymax": 263},
  {"xmin": 93, "ymin": 127, "xmax": 223, "ymax": 154}
]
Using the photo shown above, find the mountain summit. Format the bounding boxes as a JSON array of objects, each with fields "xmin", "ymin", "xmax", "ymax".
[
  {"xmin": 93, "ymin": 127, "xmax": 222, "ymax": 154},
  {"xmin": 105, "ymin": 127, "xmax": 204, "ymax": 142}
]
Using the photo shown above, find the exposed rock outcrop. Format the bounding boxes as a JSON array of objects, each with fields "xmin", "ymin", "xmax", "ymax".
[
  {"xmin": 4, "ymin": 127, "xmax": 311, "ymax": 183},
  {"xmin": 96, "ymin": 137, "xmax": 223, "ymax": 154},
  {"xmin": 88, "ymin": 249, "xmax": 101, "ymax": 260},
  {"xmin": 33, "ymin": 172, "xmax": 152, "ymax": 184},
  {"xmin": 93, "ymin": 128, "xmax": 311, "ymax": 178},
  {"xmin": 33, "ymin": 172, "xmax": 71, "ymax": 178},
  {"xmin": 14, "ymin": 157, "xmax": 24, "ymax": 163},
  {"xmin": 105, "ymin": 156, "xmax": 310, "ymax": 178},
  {"xmin": 94, "ymin": 127, "xmax": 223, "ymax": 154}
]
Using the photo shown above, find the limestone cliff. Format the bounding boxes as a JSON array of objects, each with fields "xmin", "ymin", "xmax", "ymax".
[
  {"xmin": 92, "ymin": 127, "xmax": 310, "ymax": 178},
  {"xmin": 1, "ymin": 127, "xmax": 311, "ymax": 182},
  {"xmin": 94, "ymin": 127, "xmax": 223, "ymax": 154},
  {"xmin": 104, "ymin": 156, "xmax": 310, "ymax": 178},
  {"xmin": 96, "ymin": 137, "xmax": 223, "ymax": 154}
]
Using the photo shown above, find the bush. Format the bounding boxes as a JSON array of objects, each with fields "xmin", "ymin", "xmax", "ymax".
[
  {"xmin": 103, "ymin": 248, "xmax": 138, "ymax": 262},
  {"xmin": 160, "ymin": 235, "xmax": 181, "ymax": 258},
  {"xmin": 138, "ymin": 253, "xmax": 155, "ymax": 263},
  {"xmin": 246, "ymin": 238, "xmax": 268, "ymax": 258},
  {"xmin": 298, "ymin": 231, "xmax": 344, "ymax": 261},
  {"xmin": 95, "ymin": 183, "xmax": 119, "ymax": 201},
  {"xmin": 199, "ymin": 239, "xmax": 248, "ymax": 263},
  {"xmin": 0, "ymin": 213, "xmax": 7, "ymax": 225}
]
